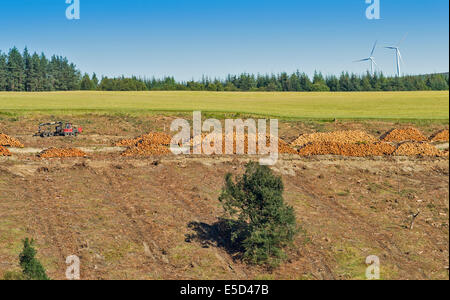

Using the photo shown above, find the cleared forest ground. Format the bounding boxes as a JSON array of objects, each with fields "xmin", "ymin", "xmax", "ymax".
[
  {"xmin": 0, "ymin": 114, "xmax": 448, "ymax": 280},
  {"xmin": 0, "ymin": 154, "xmax": 448, "ymax": 280}
]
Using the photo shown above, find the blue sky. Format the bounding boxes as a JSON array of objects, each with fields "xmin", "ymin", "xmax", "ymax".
[{"xmin": 0, "ymin": 0, "xmax": 448, "ymax": 80}]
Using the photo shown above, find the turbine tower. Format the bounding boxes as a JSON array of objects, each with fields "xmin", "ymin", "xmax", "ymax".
[
  {"xmin": 354, "ymin": 41, "xmax": 378, "ymax": 75},
  {"xmin": 385, "ymin": 34, "xmax": 407, "ymax": 77}
]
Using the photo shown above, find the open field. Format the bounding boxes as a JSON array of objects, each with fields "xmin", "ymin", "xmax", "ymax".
[
  {"xmin": 0, "ymin": 91, "xmax": 448, "ymax": 121},
  {"xmin": 0, "ymin": 114, "xmax": 449, "ymax": 280}
]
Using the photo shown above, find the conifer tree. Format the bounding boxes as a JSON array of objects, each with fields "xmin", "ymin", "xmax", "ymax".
[
  {"xmin": 0, "ymin": 51, "xmax": 7, "ymax": 91},
  {"xmin": 7, "ymin": 47, "xmax": 25, "ymax": 91},
  {"xmin": 19, "ymin": 238, "xmax": 50, "ymax": 281},
  {"xmin": 80, "ymin": 73, "xmax": 93, "ymax": 90},
  {"xmin": 91, "ymin": 73, "xmax": 99, "ymax": 90},
  {"xmin": 219, "ymin": 162, "xmax": 299, "ymax": 267}
]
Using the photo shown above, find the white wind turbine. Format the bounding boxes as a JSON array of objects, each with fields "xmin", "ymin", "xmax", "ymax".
[
  {"xmin": 354, "ymin": 41, "xmax": 378, "ymax": 75},
  {"xmin": 385, "ymin": 34, "xmax": 407, "ymax": 77}
]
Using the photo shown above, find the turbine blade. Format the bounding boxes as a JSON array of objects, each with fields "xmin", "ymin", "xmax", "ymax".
[
  {"xmin": 370, "ymin": 41, "xmax": 378, "ymax": 56},
  {"xmin": 397, "ymin": 33, "xmax": 408, "ymax": 46},
  {"xmin": 354, "ymin": 58, "xmax": 370, "ymax": 62}
]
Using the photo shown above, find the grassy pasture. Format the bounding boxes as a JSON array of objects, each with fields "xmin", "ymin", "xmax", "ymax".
[{"xmin": 0, "ymin": 91, "xmax": 448, "ymax": 121}]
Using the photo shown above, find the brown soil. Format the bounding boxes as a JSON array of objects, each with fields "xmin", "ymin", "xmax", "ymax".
[
  {"xmin": 291, "ymin": 130, "xmax": 378, "ymax": 148},
  {"xmin": 0, "ymin": 115, "xmax": 448, "ymax": 280},
  {"xmin": 39, "ymin": 148, "xmax": 87, "ymax": 158},
  {"xmin": 430, "ymin": 129, "xmax": 450, "ymax": 142},
  {"xmin": 0, "ymin": 156, "xmax": 448, "ymax": 280},
  {"xmin": 382, "ymin": 128, "xmax": 428, "ymax": 143},
  {"xmin": 394, "ymin": 142, "xmax": 448, "ymax": 157},
  {"xmin": 0, "ymin": 146, "xmax": 11, "ymax": 156},
  {"xmin": 0, "ymin": 133, "xmax": 24, "ymax": 148},
  {"xmin": 298, "ymin": 142, "xmax": 396, "ymax": 157}
]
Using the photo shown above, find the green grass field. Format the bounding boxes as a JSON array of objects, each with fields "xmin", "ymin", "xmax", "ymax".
[{"xmin": 0, "ymin": 91, "xmax": 448, "ymax": 121}]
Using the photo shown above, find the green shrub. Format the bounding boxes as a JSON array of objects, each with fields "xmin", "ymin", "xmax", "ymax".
[
  {"xmin": 219, "ymin": 162, "xmax": 299, "ymax": 267},
  {"xmin": 18, "ymin": 238, "xmax": 49, "ymax": 280}
]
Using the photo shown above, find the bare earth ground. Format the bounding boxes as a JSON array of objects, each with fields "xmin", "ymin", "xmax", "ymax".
[{"xmin": 0, "ymin": 115, "xmax": 448, "ymax": 280}]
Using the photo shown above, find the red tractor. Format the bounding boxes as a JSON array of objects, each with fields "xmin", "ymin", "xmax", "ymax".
[{"xmin": 37, "ymin": 122, "xmax": 83, "ymax": 138}]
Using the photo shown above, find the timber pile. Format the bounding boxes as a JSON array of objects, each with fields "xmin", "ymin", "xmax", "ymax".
[
  {"xmin": 118, "ymin": 132, "xmax": 173, "ymax": 156},
  {"xmin": 0, "ymin": 146, "xmax": 11, "ymax": 156},
  {"xmin": 394, "ymin": 142, "xmax": 447, "ymax": 157},
  {"xmin": 430, "ymin": 129, "xmax": 449, "ymax": 142},
  {"xmin": 115, "ymin": 133, "xmax": 172, "ymax": 147},
  {"xmin": 0, "ymin": 133, "xmax": 24, "ymax": 148},
  {"xmin": 190, "ymin": 133, "xmax": 297, "ymax": 154},
  {"xmin": 291, "ymin": 130, "xmax": 377, "ymax": 148},
  {"xmin": 382, "ymin": 128, "xmax": 428, "ymax": 143},
  {"xmin": 298, "ymin": 142, "xmax": 396, "ymax": 157},
  {"xmin": 39, "ymin": 148, "xmax": 87, "ymax": 158},
  {"xmin": 121, "ymin": 144, "xmax": 171, "ymax": 156}
]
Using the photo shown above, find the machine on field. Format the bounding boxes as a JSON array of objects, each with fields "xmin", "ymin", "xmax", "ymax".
[{"xmin": 36, "ymin": 122, "xmax": 83, "ymax": 138}]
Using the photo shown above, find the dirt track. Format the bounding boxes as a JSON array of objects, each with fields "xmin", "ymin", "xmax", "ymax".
[{"xmin": 9, "ymin": 146, "xmax": 127, "ymax": 154}]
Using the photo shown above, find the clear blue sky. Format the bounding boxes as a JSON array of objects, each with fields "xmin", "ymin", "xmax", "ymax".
[{"xmin": 1, "ymin": 0, "xmax": 448, "ymax": 80}]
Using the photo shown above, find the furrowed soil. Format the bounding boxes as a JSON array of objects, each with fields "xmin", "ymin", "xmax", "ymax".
[
  {"xmin": 39, "ymin": 148, "xmax": 87, "ymax": 158},
  {"xmin": 0, "ymin": 114, "xmax": 448, "ymax": 280}
]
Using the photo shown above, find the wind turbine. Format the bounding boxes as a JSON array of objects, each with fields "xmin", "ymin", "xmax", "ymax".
[
  {"xmin": 354, "ymin": 41, "xmax": 378, "ymax": 75},
  {"xmin": 385, "ymin": 34, "xmax": 407, "ymax": 77}
]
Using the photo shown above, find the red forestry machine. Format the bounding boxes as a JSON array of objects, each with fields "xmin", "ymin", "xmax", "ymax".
[{"xmin": 36, "ymin": 122, "xmax": 83, "ymax": 138}]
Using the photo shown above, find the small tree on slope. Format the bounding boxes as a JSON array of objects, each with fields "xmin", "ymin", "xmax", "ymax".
[
  {"xmin": 19, "ymin": 238, "xmax": 50, "ymax": 280},
  {"xmin": 219, "ymin": 162, "xmax": 299, "ymax": 267}
]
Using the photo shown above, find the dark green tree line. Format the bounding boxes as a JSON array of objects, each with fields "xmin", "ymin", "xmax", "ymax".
[
  {"xmin": 140, "ymin": 71, "xmax": 448, "ymax": 92},
  {"xmin": 1, "ymin": 47, "xmax": 448, "ymax": 92}
]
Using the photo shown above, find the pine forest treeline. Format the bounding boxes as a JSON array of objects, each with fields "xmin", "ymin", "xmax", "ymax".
[
  {"xmin": 0, "ymin": 47, "xmax": 448, "ymax": 92},
  {"xmin": 0, "ymin": 47, "xmax": 80, "ymax": 92}
]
